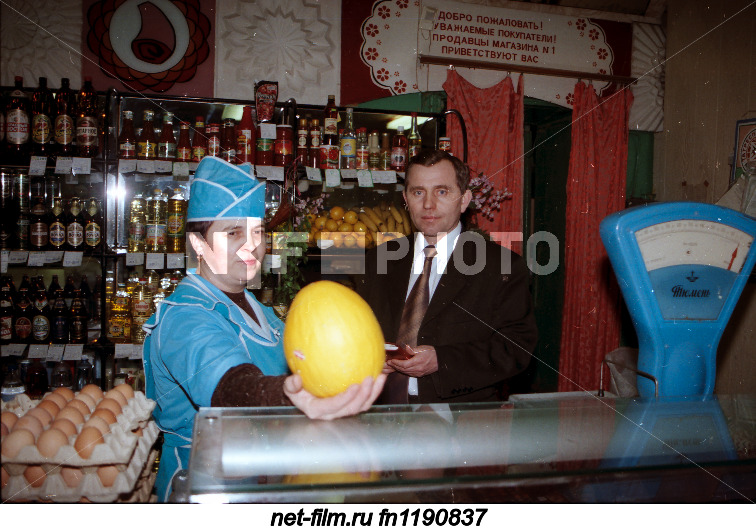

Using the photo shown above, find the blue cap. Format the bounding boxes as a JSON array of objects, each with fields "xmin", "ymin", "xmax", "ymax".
[{"xmin": 186, "ymin": 157, "xmax": 266, "ymax": 221}]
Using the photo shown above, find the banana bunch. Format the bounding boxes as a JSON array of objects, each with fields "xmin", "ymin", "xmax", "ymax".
[{"xmin": 309, "ymin": 202, "xmax": 414, "ymax": 249}]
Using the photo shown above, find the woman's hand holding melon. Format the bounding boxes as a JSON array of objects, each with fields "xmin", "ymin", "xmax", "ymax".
[{"xmin": 284, "ymin": 371, "xmax": 386, "ymax": 420}]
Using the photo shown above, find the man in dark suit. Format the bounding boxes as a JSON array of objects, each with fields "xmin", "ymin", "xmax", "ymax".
[{"xmin": 355, "ymin": 150, "xmax": 537, "ymax": 404}]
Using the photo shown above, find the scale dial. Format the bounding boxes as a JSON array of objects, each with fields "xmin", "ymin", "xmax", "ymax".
[{"xmin": 635, "ymin": 220, "xmax": 753, "ymax": 274}]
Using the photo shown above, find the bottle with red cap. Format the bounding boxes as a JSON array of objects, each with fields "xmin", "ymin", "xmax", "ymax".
[
  {"xmin": 206, "ymin": 123, "xmax": 221, "ymax": 157},
  {"xmin": 236, "ymin": 106, "xmax": 256, "ymax": 164},
  {"xmin": 76, "ymin": 77, "xmax": 99, "ymax": 158},
  {"xmin": 176, "ymin": 121, "xmax": 192, "ymax": 162},
  {"xmin": 118, "ymin": 110, "xmax": 137, "ymax": 159},
  {"xmin": 191, "ymin": 116, "xmax": 207, "ymax": 162}
]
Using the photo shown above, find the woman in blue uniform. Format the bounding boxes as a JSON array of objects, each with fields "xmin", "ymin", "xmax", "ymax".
[{"xmin": 143, "ymin": 157, "xmax": 385, "ymax": 502}]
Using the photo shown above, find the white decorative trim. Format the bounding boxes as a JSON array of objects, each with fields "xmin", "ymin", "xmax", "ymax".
[{"xmin": 629, "ymin": 22, "xmax": 666, "ymax": 132}]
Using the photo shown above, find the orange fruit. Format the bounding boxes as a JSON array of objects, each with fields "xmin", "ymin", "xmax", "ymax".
[
  {"xmin": 343, "ymin": 210, "xmax": 359, "ymax": 224},
  {"xmin": 338, "ymin": 222, "xmax": 352, "ymax": 232},
  {"xmin": 329, "ymin": 206, "xmax": 345, "ymax": 221},
  {"xmin": 352, "ymin": 221, "xmax": 368, "ymax": 233},
  {"xmin": 355, "ymin": 233, "xmax": 368, "ymax": 248},
  {"xmin": 324, "ymin": 219, "xmax": 339, "ymax": 232},
  {"xmin": 314, "ymin": 216, "xmax": 328, "ymax": 230},
  {"xmin": 342, "ymin": 233, "xmax": 357, "ymax": 247}
]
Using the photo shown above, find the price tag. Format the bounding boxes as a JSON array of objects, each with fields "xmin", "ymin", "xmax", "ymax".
[
  {"xmin": 63, "ymin": 344, "xmax": 83, "ymax": 361},
  {"xmin": 325, "ymin": 169, "xmax": 341, "ymax": 188},
  {"xmin": 166, "ymin": 253, "xmax": 184, "ymax": 269},
  {"xmin": 63, "ymin": 251, "xmax": 84, "ymax": 267},
  {"xmin": 118, "ymin": 159, "xmax": 137, "ymax": 174},
  {"xmin": 340, "ymin": 169, "xmax": 357, "ymax": 180},
  {"xmin": 126, "ymin": 252, "xmax": 145, "ymax": 266},
  {"xmin": 188, "ymin": 162, "xmax": 198, "ymax": 173},
  {"xmin": 47, "ymin": 344, "xmax": 66, "ymax": 362},
  {"xmin": 260, "ymin": 123, "xmax": 277, "ymax": 140},
  {"xmin": 129, "ymin": 344, "xmax": 143, "ymax": 360},
  {"xmin": 28, "ymin": 344, "xmax": 49, "ymax": 359},
  {"xmin": 357, "ymin": 170, "xmax": 374, "ymax": 187},
  {"xmin": 255, "ymin": 165, "xmax": 284, "ymax": 181},
  {"xmin": 27, "ymin": 251, "xmax": 46, "ymax": 266},
  {"xmin": 372, "ymin": 171, "xmax": 397, "ymax": 184},
  {"xmin": 136, "ymin": 160, "xmax": 156, "ymax": 173},
  {"xmin": 2, "ymin": 344, "xmax": 27, "ymax": 357},
  {"xmin": 9, "ymin": 251, "xmax": 29, "ymax": 264},
  {"xmin": 146, "ymin": 253, "xmax": 165, "ymax": 269},
  {"xmin": 155, "ymin": 160, "xmax": 172, "ymax": 173},
  {"xmin": 55, "ymin": 157, "xmax": 73, "ymax": 174},
  {"xmin": 306, "ymin": 167, "xmax": 322, "ymax": 181},
  {"xmin": 115, "ymin": 343, "xmax": 132, "ymax": 359},
  {"xmin": 45, "ymin": 251, "xmax": 64, "ymax": 264},
  {"xmin": 29, "ymin": 156, "xmax": 48, "ymax": 176},
  {"xmin": 72, "ymin": 157, "xmax": 92, "ymax": 175},
  {"xmin": 173, "ymin": 162, "xmax": 190, "ymax": 177},
  {"xmin": 1, "ymin": 251, "xmax": 7, "ymax": 273}
]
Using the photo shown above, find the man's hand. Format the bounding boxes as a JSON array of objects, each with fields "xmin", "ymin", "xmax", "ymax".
[
  {"xmin": 283, "ymin": 372, "xmax": 387, "ymax": 421},
  {"xmin": 386, "ymin": 345, "xmax": 438, "ymax": 377}
]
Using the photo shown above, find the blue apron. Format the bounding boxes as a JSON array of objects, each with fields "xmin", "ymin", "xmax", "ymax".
[{"xmin": 142, "ymin": 271, "xmax": 288, "ymax": 502}]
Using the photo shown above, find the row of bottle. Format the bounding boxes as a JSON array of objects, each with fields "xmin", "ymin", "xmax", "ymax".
[
  {"xmin": 0, "ymin": 274, "xmax": 96, "ymax": 346},
  {"xmin": 1, "ymin": 76, "xmax": 100, "ymax": 164},
  {"xmin": 106, "ymin": 270, "xmax": 183, "ymax": 344},
  {"xmin": 1, "ymin": 356, "xmax": 96, "ymax": 401},
  {"xmin": 127, "ymin": 187, "xmax": 187, "ymax": 253}
]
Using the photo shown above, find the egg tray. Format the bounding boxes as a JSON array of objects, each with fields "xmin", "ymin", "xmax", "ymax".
[{"xmin": 1, "ymin": 420, "xmax": 159, "ymax": 503}]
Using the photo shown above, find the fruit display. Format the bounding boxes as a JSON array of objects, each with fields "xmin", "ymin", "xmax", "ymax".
[
  {"xmin": 283, "ymin": 281, "xmax": 385, "ymax": 398},
  {"xmin": 308, "ymin": 201, "xmax": 414, "ymax": 249}
]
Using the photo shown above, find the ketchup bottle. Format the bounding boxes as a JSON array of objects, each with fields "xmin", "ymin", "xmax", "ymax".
[
  {"xmin": 176, "ymin": 121, "xmax": 192, "ymax": 162},
  {"xmin": 236, "ymin": 106, "xmax": 256, "ymax": 164},
  {"xmin": 206, "ymin": 123, "xmax": 221, "ymax": 157},
  {"xmin": 157, "ymin": 112, "xmax": 177, "ymax": 161},
  {"xmin": 118, "ymin": 110, "xmax": 136, "ymax": 159},
  {"xmin": 191, "ymin": 116, "xmax": 207, "ymax": 162}
]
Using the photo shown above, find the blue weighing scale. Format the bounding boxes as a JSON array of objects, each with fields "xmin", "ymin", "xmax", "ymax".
[{"xmin": 600, "ymin": 202, "xmax": 756, "ymax": 398}]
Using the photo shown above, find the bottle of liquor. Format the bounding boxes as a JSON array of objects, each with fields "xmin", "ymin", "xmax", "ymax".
[
  {"xmin": 54, "ymin": 78, "xmax": 76, "ymax": 156},
  {"xmin": 206, "ymin": 123, "xmax": 221, "ymax": 157},
  {"xmin": 31, "ymin": 288, "xmax": 51, "ymax": 344},
  {"xmin": 220, "ymin": 118, "xmax": 237, "ymax": 163},
  {"xmin": 157, "ymin": 112, "xmax": 177, "ymax": 161},
  {"xmin": 324, "ymin": 94, "xmax": 338, "ymax": 140},
  {"xmin": 146, "ymin": 188, "xmax": 167, "ymax": 253},
  {"xmin": 107, "ymin": 283, "xmax": 131, "ymax": 343},
  {"xmin": 356, "ymin": 127, "xmax": 369, "ymax": 170},
  {"xmin": 0, "ymin": 282, "xmax": 14, "ymax": 344},
  {"xmin": 47, "ymin": 274, "xmax": 63, "ymax": 299},
  {"xmin": 368, "ymin": 131, "xmax": 380, "ymax": 170},
  {"xmin": 50, "ymin": 361, "xmax": 73, "ymax": 390},
  {"xmin": 296, "ymin": 117, "xmax": 309, "ymax": 166},
  {"xmin": 76, "ymin": 77, "xmax": 99, "ymax": 158},
  {"xmin": 391, "ymin": 126, "xmax": 408, "ymax": 172},
  {"xmin": 50, "ymin": 290, "xmax": 69, "ymax": 345},
  {"xmin": 69, "ymin": 290, "xmax": 88, "ymax": 344},
  {"xmin": 75, "ymin": 356, "xmax": 94, "ymax": 390},
  {"xmin": 118, "ymin": 110, "xmax": 137, "ymax": 159},
  {"xmin": 66, "ymin": 197, "xmax": 85, "ymax": 251},
  {"xmin": 236, "ymin": 106, "xmax": 256, "ymax": 164},
  {"xmin": 340, "ymin": 108, "xmax": 357, "ymax": 169},
  {"xmin": 25, "ymin": 358, "xmax": 49, "ymax": 399},
  {"xmin": 1, "ymin": 363, "xmax": 26, "ymax": 403},
  {"xmin": 5, "ymin": 76, "xmax": 30, "ymax": 164},
  {"xmin": 176, "ymin": 121, "xmax": 192, "ymax": 162},
  {"xmin": 31, "ymin": 77, "xmax": 54, "ymax": 156},
  {"xmin": 167, "ymin": 188, "xmax": 187, "ymax": 253},
  {"xmin": 16, "ymin": 207, "xmax": 30, "ymax": 251},
  {"xmin": 130, "ymin": 278, "xmax": 152, "ymax": 344},
  {"xmin": 48, "ymin": 196, "xmax": 66, "ymax": 251},
  {"xmin": 137, "ymin": 110, "xmax": 157, "ymax": 160},
  {"xmin": 128, "ymin": 193, "xmax": 147, "ymax": 252},
  {"xmin": 380, "ymin": 132, "xmax": 392, "ymax": 170},
  {"xmin": 84, "ymin": 197, "xmax": 102, "ymax": 254},
  {"xmin": 28, "ymin": 180, "xmax": 50, "ymax": 251},
  {"xmin": 308, "ymin": 118, "xmax": 321, "ymax": 169},
  {"xmin": 13, "ymin": 287, "xmax": 33, "ymax": 344},
  {"xmin": 191, "ymin": 116, "xmax": 207, "ymax": 162},
  {"xmin": 79, "ymin": 274, "xmax": 93, "ymax": 319},
  {"xmin": 63, "ymin": 274, "xmax": 76, "ymax": 310},
  {"xmin": 321, "ymin": 95, "xmax": 339, "ymax": 170},
  {"xmin": 408, "ymin": 112, "xmax": 422, "ymax": 159}
]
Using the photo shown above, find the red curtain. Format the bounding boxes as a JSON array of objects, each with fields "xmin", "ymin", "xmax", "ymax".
[
  {"xmin": 558, "ymin": 82, "xmax": 634, "ymax": 392},
  {"xmin": 443, "ymin": 70, "xmax": 524, "ymax": 252}
]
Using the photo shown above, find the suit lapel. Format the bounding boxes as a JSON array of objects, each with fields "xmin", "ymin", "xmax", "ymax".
[{"xmin": 385, "ymin": 241, "xmax": 415, "ymax": 337}]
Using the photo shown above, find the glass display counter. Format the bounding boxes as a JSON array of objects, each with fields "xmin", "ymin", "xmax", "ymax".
[{"xmin": 175, "ymin": 394, "xmax": 756, "ymax": 503}]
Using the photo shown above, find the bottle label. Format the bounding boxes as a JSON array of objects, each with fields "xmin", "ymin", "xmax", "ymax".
[
  {"xmin": 129, "ymin": 221, "xmax": 146, "ymax": 240},
  {"xmin": 137, "ymin": 141, "xmax": 156, "ymax": 159},
  {"xmin": 34, "ymin": 298, "xmax": 48, "ymax": 310},
  {"xmin": 55, "ymin": 115, "xmax": 75, "ymax": 145},
  {"xmin": 6, "ymin": 109, "xmax": 30, "ymax": 144},
  {"xmin": 177, "ymin": 146, "xmax": 192, "ymax": 161},
  {"xmin": 32, "ymin": 114, "xmax": 52, "ymax": 144},
  {"xmin": 274, "ymin": 139, "xmax": 293, "ymax": 156},
  {"xmin": 208, "ymin": 137, "xmax": 221, "ymax": 156},
  {"xmin": 133, "ymin": 300, "xmax": 151, "ymax": 317},
  {"xmin": 17, "ymin": 217, "xmax": 30, "ymax": 245},
  {"xmin": 167, "ymin": 213, "xmax": 185, "ymax": 236},
  {"xmin": 221, "ymin": 148, "xmax": 236, "ymax": 163},
  {"xmin": 67, "ymin": 222, "xmax": 84, "ymax": 247},
  {"xmin": 49, "ymin": 222, "xmax": 66, "ymax": 247},
  {"xmin": 324, "ymin": 117, "xmax": 338, "ymax": 136},
  {"xmin": 0, "ymin": 315, "xmax": 11, "ymax": 341},
  {"xmin": 256, "ymin": 138, "xmax": 273, "ymax": 152},
  {"xmin": 51, "ymin": 317, "xmax": 68, "ymax": 341},
  {"xmin": 85, "ymin": 223, "xmax": 101, "ymax": 247},
  {"xmin": 120, "ymin": 141, "xmax": 136, "ymax": 158},
  {"xmin": 391, "ymin": 147, "xmax": 407, "ymax": 170},
  {"xmin": 237, "ymin": 132, "xmax": 253, "ymax": 156},
  {"xmin": 70, "ymin": 317, "xmax": 86, "ymax": 342},
  {"xmin": 0, "ymin": 113, "xmax": 5, "ymax": 142},
  {"xmin": 340, "ymin": 138, "xmax": 356, "ymax": 157},
  {"xmin": 15, "ymin": 316, "xmax": 32, "ymax": 340},
  {"xmin": 297, "ymin": 131, "xmax": 308, "ymax": 147},
  {"xmin": 146, "ymin": 224, "xmax": 167, "ymax": 246},
  {"xmin": 310, "ymin": 130, "xmax": 321, "ymax": 148},
  {"xmin": 76, "ymin": 116, "xmax": 98, "ymax": 146},
  {"xmin": 159, "ymin": 142, "xmax": 177, "ymax": 159},
  {"xmin": 356, "ymin": 147, "xmax": 370, "ymax": 169},
  {"xmin": 32, "ymin": 315, "xmax": 50, "ymax": 340},
  {"xmin": 30, "ymin": 221, "xmax": 48, "ymax": 247},
  {"xmin": 108, "ymin": 320, "xmax": 124, "ymax": 339}
]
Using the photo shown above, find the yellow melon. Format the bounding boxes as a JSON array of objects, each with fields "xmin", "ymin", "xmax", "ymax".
[{"xmin": 284, "ymin": 281, "xmax": 385, "ymax": 398}]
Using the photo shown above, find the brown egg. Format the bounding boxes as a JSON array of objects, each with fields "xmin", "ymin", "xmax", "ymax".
[
  {"xmin": 56, "ymin": 406, "xmax": 85, "ymax": 426},
  {"xmin": 24, "ymin": 465, "xmax": 47, "ymax": 488},
  {"xmin": 74, "ymin": 393, "xmax": 96, "ymax": 412},
  {"xmin": 53, "ymin": 386, "xmax": 75, "ymax": 401},
  {"xmin": 91, "ymin": 408, "xmax": 117, "ymax": 426},
  {"xmin": 1, "ymin": 422, "xmax": 8, "ymax": 437},
  {"xmin": 26, "ymin": 406, "xmax": 53, "ymax": 427},
  {"xmin": 50, "ymin": 418, "xmax": 77, "ymax": 438},
  {"xmin": 60, "ymin": 467, "xmax": 84, "ymax": 488},
  {"xmin": 74, "ymin": 426, "xmax": 104, "ymax": 459},
  {"xmin": 97, "ymin": 465, "xmax": 120, "ymax": 487},
  {"xmin": 84, "ymin": 416, "xmax": 110, "ymax": 436},
  {"xmin": 65, "ymin": 398, "xmax": 90, "ymax": 417},
  {"xmin": 36, "ymin": 428, "xmax": 69, "ymax": 458},
  {"xmin": 105, "ymin": 389, "xmax": 128, "ymax": 408},
  {"xmin": 79, "ymin": 384, "xmax": 104, "ymax": 401},
  {"xmin": 96, "ymin": 397, "xmax": 122, "ymax": 416},
  {"xmin": 1, "ymin": 429, "xmax": 35, "ymax": 457},
  {"xmin": 1, "ymin": 411, "xmax": 19, "ymax": 430},
  {"xmin": 44, "ymin": 392, "xmax": 67, "ymax": 410},
  {"xmin": 113, "ymin": 383, "xmax": 135, "ymax": 400},
  {"xmin": 12, "ymin": 415, "xmax": 44, "ymax": 438},
  {"xmin": 1, "ymin": 466, "xmax": 9, "ymax": 488},
  {"xmin": 36, "ymin": 399, "xmax": 60, "ymax": 419}
]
